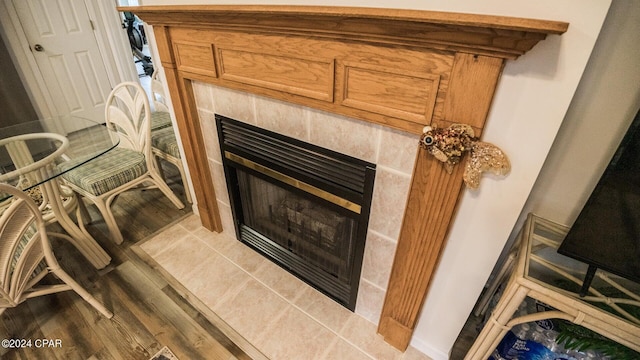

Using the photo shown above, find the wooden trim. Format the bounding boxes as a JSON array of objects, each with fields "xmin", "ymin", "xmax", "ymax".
[
  {"xmin": 120, "ymin": 5, "xmax": 568, "ymax": 59},
  {"xmin": 150, "ymin": 26, "xmax": 457, "ymax": 135},
  {"xmin": 378, "ymin": 54, "xmax": 504, "ymax": 350},
  {"xmin": 154, "ymin": 25, "xmax": 222, "ymax": 232},
  {"xmin": 120, "ymin": 4, "xmax": 568, "ymax": 32},
  {"xmin": 119, "ymin": 5, "xmax": 566, "ymax": 352}
]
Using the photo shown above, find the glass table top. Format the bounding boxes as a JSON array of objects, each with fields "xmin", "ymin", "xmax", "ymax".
[
  {"xmin": 0, "ymin": 116, "xmax": 119, "ymax": 201},
  {"xmin": 522, "ymin": 214, "xmax": 640, "ymax": 326}
]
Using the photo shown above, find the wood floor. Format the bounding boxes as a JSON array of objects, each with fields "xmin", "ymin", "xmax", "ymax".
[{"xmin": 0, "ymin": 165, "xmax": 251, "ymax": 360}]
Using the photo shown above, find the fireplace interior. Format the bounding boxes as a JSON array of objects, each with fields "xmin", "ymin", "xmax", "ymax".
[{"xmin": 217, "ymin": 115, "xmax": 376, "ymax": 310}]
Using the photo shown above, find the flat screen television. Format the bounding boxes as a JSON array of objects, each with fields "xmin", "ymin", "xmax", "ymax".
[{"xmin": 557, "ymin": 107, "xmax": 640, "ymax": 295}]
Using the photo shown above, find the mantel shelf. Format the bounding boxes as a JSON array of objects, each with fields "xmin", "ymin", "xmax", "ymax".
[{"xmin": 120, "ymin": 5, "xmax": 567, "ymax": 59}]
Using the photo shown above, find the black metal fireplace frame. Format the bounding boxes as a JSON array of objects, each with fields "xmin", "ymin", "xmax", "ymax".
[{"xmin": 216, "ymin": 114, "xmax": 376, "ymax": 310}]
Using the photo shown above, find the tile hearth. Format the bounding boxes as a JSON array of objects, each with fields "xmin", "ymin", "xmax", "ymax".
[{"xmin": 139, "ymin": 214, "xmax": 432, "ymax": 360}]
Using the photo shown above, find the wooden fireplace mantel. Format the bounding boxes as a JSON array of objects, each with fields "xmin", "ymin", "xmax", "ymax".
[{"xmin": 120, "ymin": 4, "xmax": 567, "ymax": 351}]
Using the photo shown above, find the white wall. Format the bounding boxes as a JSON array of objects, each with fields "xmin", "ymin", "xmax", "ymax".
[
  {"xmin": 522, "ymin": 1, "xmax": 640, "ymax": 226},
  {"xmin": 139, "ymin": 1, "xmax": 612, "ymax": 359}
]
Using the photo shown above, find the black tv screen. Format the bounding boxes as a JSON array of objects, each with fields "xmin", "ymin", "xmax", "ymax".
[{"xmin": 557, "ymin": 107, "xmax": 640, "ymax": 285}]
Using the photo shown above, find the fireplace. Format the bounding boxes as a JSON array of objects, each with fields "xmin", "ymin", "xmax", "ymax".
[
  {"xmin": 126, "ymin": 4, "xmax": 568, "ymax": 350},
  {"xmin": 216, "ymin": 114, "xmax": 376, "ymax": 310}
]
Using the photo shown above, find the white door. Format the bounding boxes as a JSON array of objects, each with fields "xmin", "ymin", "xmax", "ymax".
[{"xmin": 13, "ymin": 0, "xmax": 113, "ymax": 132}]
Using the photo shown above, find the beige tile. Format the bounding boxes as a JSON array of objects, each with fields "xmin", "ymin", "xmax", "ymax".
[
  {"xmin": 209, "ymin": 160, "xmax": 230, "ymax": 206},
  {"xmin": 198, "ymin": 109, "xmax": 222, "ymax": 162},
  {"xmin": 192, "ymin": 227, "xmax": 236, "ymax": 253},
  {"xmin": 217, "ymin": 201, "xmax": 236, "ymax": 235},
  {"xmin": 213, "ymin": 279, "xmax": 290, "ymax": 345},
  {"xmin": 146, "ymin": 214, "xmax": 435, "ymax": 360},
  {"xmin": 212, "ymin": 86, "xmax": 256, "ymax": 124},
  {"xmin": 355, "ymin": 280, "xmax": 386, "ymax": 325},
  {"xmin": 254, "ymin": 96, "xmax": 308, "ymax": 140},
  {"xmin": 256, "ymin": 306, "xmax": 336, "ymax": 360},
  {"xmin": 213, "ymin": 236, "xmax": 267, "ymax": 274},
  {"xmin": 182, "ymin": 250, "xmax": 251, "ymax": 309},
  {"xmin": 252, "ymin": 260, "xmax": 308, "ymax": 302},
  {"xmin": 377, "ymin": 128, "xmax": 419, "ymax": 174},
  {"xmin": 177, "ymin": 213, "xmax": 203, "ymax": 233},
  {"xmin": 361, "ymin": 231, "xmax": 397, "ymax": 289},
  {"xmin": 321, "ymin": 338, "xmax": 373, "ymax": 360},
  {"xmin": 139, "ymin": 222, "xmax": 190, "ymax": 258},
  {"xmin": 368, "ymin": 168, "xmax": 412, "ymax": 239},
  {"xmin": 192, "ymin": 81, "xmax": 214, "ymax": 112},
  {"xmin": 293, "ymin": 286, "xmax": 353, "ymax": 333},
  {"xmin": 340, "ymin": 315, "xmax": 403, "ymax": 360},
  {"xmin": 152, "ymin": 235, "xmax": 216, "ymax": 284},
  {"xmin": 308, "ymin": 109, "xmax": 379, "ymax": 163},
  {"xmin": 191, "ymin": 225, "xmax": 215, "ymax": 241}
]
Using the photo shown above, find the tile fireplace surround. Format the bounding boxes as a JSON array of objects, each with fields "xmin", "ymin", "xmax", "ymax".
[
  {"xmin": 198, "ymin": 83, "xmax": 419, "ymax": 323},
  {"xmin": 142, "ymin": 84, "xmax": 427, "ymax": 359}
]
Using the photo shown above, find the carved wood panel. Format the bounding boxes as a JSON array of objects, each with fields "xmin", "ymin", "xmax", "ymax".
[
  {"xmin": 216, "ymin": 47, "xmax": 335, "ymax": 102},
  {"xmin": 174, "ymin": 41, "xmax": 216, "ymax": 77},
  {"xmin": 339, "ymin": 62, "xmax": 441, "ymax": 125}
]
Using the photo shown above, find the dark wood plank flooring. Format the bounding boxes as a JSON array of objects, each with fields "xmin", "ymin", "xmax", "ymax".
[{"xmin": 0, "ymin": 163, "xmax": 252, "ymax": 360}]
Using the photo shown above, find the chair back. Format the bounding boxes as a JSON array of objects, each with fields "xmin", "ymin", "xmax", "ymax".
[
  {"xmin": 151, "ymin": 69, "xmax": 170, "ymax": 113},
  {"xmin": 105, "ymin": 82, "xmax": 152, "ymax": 158},
  {"xmin": 0, "ymin": 184, "xmax": 51, "ymax": 308}
]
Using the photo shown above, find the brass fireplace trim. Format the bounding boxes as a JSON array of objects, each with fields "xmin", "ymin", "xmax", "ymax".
[
  {"xmin": 122, "ymin": 4, "xmax": 568, "ymax": 351},
  {"xmin": 224, "ymin": 151, "xmax": 362, "ymax": 214}
]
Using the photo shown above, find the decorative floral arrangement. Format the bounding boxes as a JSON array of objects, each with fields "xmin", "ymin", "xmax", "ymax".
[{"xmin": 420, "ymin": 123, "xmax": 511, "ymax": 188}]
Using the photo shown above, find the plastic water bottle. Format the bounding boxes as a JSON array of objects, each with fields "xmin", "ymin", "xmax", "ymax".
[
  {"xmin": 514, "ymin": 323, "xmax": 531, "ymax": 340},
  {"xmin": 489, "ymin": 348, "xmax": 506, "ymax": 360}
]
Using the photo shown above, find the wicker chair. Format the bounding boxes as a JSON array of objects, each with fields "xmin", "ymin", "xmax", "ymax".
[
  {"xmin": 0, "ymin": 183, "xmax": 112, "ymax": 318},
  {"xmin": 60, "ymin": 81, "xmax": 185, "ymax": 244},
  {"xmin": 149, "ymin": 70, "xmax": 192, "ymax": 203}
]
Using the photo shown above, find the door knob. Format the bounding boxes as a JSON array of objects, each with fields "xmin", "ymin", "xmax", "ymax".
[{"xmin": 33, "ymin": 44, "xmax": 44, "ymax": 52}]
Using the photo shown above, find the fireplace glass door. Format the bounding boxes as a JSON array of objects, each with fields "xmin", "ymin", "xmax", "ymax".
[
  {"xmin": 238, "ymin": 169, "xmax": 357, "ymax": 283},
  {"xmin": 217, "ymin": 114, "xmax": 375, "ymax": 310}
]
